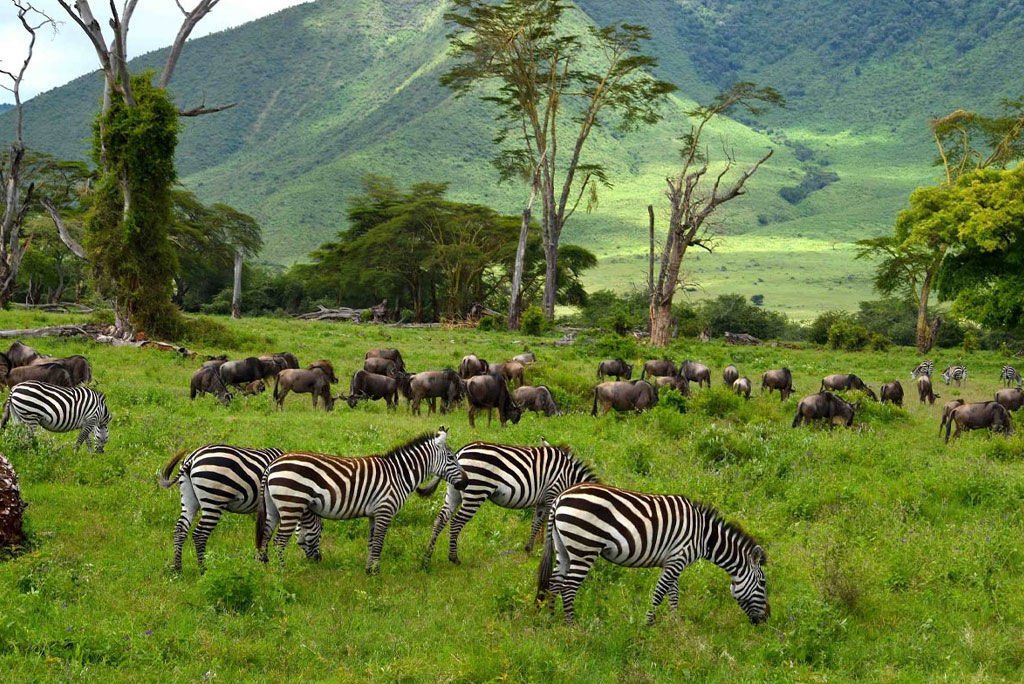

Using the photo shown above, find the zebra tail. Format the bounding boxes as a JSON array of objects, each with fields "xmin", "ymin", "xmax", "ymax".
[
  {"xmin": 536, "ymin": 514, "xmax": 555, "ymax": 604},
  {"xmin": 415, "ymin": 475, "xmax": 443, "ymax": 498},
  {"xmin": 158, "ymin": 449, "xmax": 189, "ymax": 488},
  {"xmin": 255, "ymin": 486, "xmax": 268, "ymax": 551}
]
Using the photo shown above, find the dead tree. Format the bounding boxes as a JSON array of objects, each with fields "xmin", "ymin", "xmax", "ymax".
[{"xmin": 0, "ymin": 453, "xmax": 27, "ymax": 549}]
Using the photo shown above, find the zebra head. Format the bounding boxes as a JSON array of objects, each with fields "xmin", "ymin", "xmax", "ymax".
[
  {"xmin": 730, "ymin": 545, "xmax": 769, "ymax": 625},
  {"xmin": 93, "ymin": 400, "xmax": 112, "ymax": 453},
  {"xmin": 431, "ymin": 427, "xmax": 468, "ymax": 490}
]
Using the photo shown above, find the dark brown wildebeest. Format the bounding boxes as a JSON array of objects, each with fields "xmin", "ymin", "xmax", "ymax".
[
  {"xmin": 274, "ymin": 366, "xmax": 335, "ymax": 411},
  {"xmin": 260, "ymin": 352, "xmax": 300, "ymax": 371},
  {"xmin": 723, "ymin": 364, "xmax": 739, "ymax": 387},
  {"xmin": 512, "ymin": 352, "xmax": 536, "ymax": 365},
  {"xmin": 347, "ymin": 369, "xmax": 400, "ymax": 409},
  {"xmin": 242, "ymin": 380, "xmax": 266, "ymax": 396},
  {"xmin": 5, "ymin": 342, "xmax": 40, "ymax": 367},
  {"xmin": 917, "ymin": 375, "xmax": 938, "ymax": 405},
  {"xmin": 488, "ymin": 361, "xmax": 525, "ymax": 388},
  {"xmin": 201, "ymin": 358, "xmax": 228, "ymax": 371},
  {"xmin": 945, "ymin": 401, "xmax": 1013, "ymax": 443},
  {"xmin": 792, "ymin": 391, "xmax": 855, "ymax": 428},
  {"xmin": 5, "ymin": 363, "xmax": 73, "ymax": 388},
  {"xmin": 879, "ymin": 381, "xmax": 904, "ymax": 406},
  {"xmin": 681, "ymin": 360, "xmax": 712, "ymax": 388},
  {"xmin": 466, "ymin": 374, "xmax": 522, "ymax": 428},
  {"xmin": 654, "ymin": 374, "xmax": 690, "ymax": 396},
  {"xmin": 995, "ymin": 388, "xmax": 1024, "ymax": 412},
  {"xmin": 219, "ymin": 357, "xmax": 282, "ymax": 389},
  {"xmin": 513, "ymin": 385, "xmax": 559, "ymax": 416},
  {"xmin": 591, "ymin": 380, "xmax": 659, "ymax": 416},
  {"xmin": 939, "ymin": 399, "xmax": 966, "ymax": 435},
  {"xmin": 190, "ymin": 366, "xmax": 234, "ymax": 405},
  {"xmin": 761, "ymin": 368, "xmax": 795, "ymax": 401},
  {"xmin": 733, "ymin": 377, "xmax": 752, "ymax": 399},
  {"xmin": 365, "ymin": 348, "xmax": 405, "ymax": 373},
  {"xmin": 597, "ymin": 358, "xmax": 633, "ymax": 381},
  {"xmin": 32, "ymin": 355, "xmax": 92, "ymax": 385},
  {"xmin": 364, "ymin": 356, "xmax": 399, "ymax": 377},
  {"xmin": 408, "ymin": 369, "xmax": 464, "ymax": 415},
  {"xmin": 640, "ymin": 359, "xmax": 676, "ymax": 380},
  {"xmin": 306, "ymin": 360, "xmax": 338, "ymax": 385},
  {"xmin": 0, "ymin": 352, "xmax": 10, "ymax": 384},
  {"xmin": 820, "ymin": 374, "xmax": 877, "ymax": 401},
  {"xmin": 459, "ymin": 354, "xmax": 488, "ymax": 379}
]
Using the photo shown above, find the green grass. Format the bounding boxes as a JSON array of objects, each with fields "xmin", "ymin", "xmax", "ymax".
[{"xmin": 2, "ymin": 310, "xmax": 1023, "ymax": 682}]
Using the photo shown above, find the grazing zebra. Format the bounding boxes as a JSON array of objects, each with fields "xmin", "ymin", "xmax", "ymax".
[
  {"xmin": 1, "ymin": 381, "xmax": 111, "ymax": 452},
  {"xmin": 159, "ymin": 444, "xmax": 284, "ymax": 571},
  {"xmin": 256, "ymin": 428, "xmax": 467, "ymax": 573},
  {"xmin": 419, "ymin": 441, "xmax": 598, "ymax": 565},
  {"xmin": 942, "ymin": 365, "xmax": 968, "ymax": 386},
  {"xmin": 1001, "ymin": 365, "xmax": 1023, "ymax": 388},
  {"xmin": 537, "ymin": 483, "xmax": 769, "ymax": 626},
  {"xmin": 910, "ymin": 361, "xmax": 934, "ymax": 380}
]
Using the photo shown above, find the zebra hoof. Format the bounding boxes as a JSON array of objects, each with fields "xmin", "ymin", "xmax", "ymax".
[
  {"xmin": 448, "ymin": 556, "xmax": 461, "ymax": 565},
  {"xmin": 524, "ymin": 544, "xmax": 533, "ymax": 553}
]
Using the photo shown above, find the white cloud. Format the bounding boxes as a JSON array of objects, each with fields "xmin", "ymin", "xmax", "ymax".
[{"xmin": 0, "ymin": 1, "xmax": 311, "ymax": 101}]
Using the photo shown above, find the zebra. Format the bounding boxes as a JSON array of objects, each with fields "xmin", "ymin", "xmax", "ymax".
[
  {"xmin": 1, "ymin": 381, "xmax": 111, "ymax": 452},
  {"xmin": 159, "ymin": 444, "xmax": 284, "ymax": 571},
  {"xmin": 910, "ymin": 361, "xmax": 934, "ymax": 380},
  {"xmin": 536, "ymin": 483, "xmax": 769, "ymax": 626},
  {"xmin": 942, "ymin": 365, "xmax": 967, "ymax": 386},
  {"xmin": 256, "ymin": 428, "xmax": 467, "ymax": 573},
  {"xmin": 418, "ymin": 441, "xmax": 598, "ymax": 565},
  {"xmin": 1000, "ymin": 365, "xmax": 1022, "ymax": 388}
]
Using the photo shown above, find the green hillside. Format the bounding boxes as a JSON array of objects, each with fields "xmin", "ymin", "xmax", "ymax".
[{"xmin": 2, "ymin": 0, "xmax": 1021, "ymax": 318}]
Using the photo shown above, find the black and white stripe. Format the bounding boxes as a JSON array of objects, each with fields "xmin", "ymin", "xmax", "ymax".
[
  {"xmin": 1001, "ymin": 365, "xmax": 1022, "ymax": 388},
  {"xmin": 910, "ymin": 360, "xmax": 934, "ymax": 380},
  {"xmin": 537, "ymin": 483, "xmax": 769, "ymax": 626},
  {"xmin": 159, "ymin": 444, "xmax": 284, "ymax": 570},
  {"xmin": 1, "ymin": 381, "xmax": 111, "ymax": 452},
  {"xmin": 420, "ymin": 441, "xmax": 597, "ymax": 564},
  {"xmin": 256, "ymin": 428, "xmax": 467, "ymax": 573},
  {"xmin": 942, "ymin": 364, "xmax": 967, "ymax": 386}
]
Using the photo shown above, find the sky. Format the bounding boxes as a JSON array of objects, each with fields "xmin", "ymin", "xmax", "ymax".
[{"xmin": 0, "ymin": 0, "xmax": 310, "ymax": 102}]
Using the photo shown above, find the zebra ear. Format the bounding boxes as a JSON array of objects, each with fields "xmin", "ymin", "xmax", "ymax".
[
  {"xmin": 436, "ymin": 427, "xmax": 448, "ymax": 445},
  {"xmin": 751, "ymin": 545, "xmax": 767, "ymax": 566}
]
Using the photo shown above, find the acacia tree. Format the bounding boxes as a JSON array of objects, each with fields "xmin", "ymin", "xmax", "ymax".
[
  {"xmin": 55, "ymin": 0, "xmax": 233, "ymax": 337},
  {"xmin": 442, "ymin": 0, "xmax": 675, "ymax": 325},
  {"xmin": 649, "ymin": 83, "xmax": 783, "ymax": 347},
  {"xmin": 858, "ymin": 99, "xmax": 1024, "ymax": 352}
]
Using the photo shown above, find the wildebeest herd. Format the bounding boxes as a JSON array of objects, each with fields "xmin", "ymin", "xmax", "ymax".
[{"xmin": 1, "ymin": 339, "xmax": 1020, "ymax": 628}]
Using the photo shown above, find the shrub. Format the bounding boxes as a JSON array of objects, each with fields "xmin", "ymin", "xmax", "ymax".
[
  {"xmin": 809, "ymin": 310, "xmax": 852, "ymax": 344},
  {"xmin": 962, "ymin": 329, "xmax": 979, "ymax": 353},
  {"xmin": 868, "ymin": 332, "xmax": 891, "ymax": 351},
  {"xmin": 698, "ymin": 294, "xmax": 787, "ymax": 340},
  {"xmin": 477, "ymin": 315, "xmax": 504, "ymax": 331},
  {"xmin": 590, "ymin": 334, "xmax": 639, "ymax": 361},
  {"xmin": 827, "ymin": 320, "xmax": 871, "ymax": 351},
  {"xmin": 521, "ymin": 306, "xmax": 548, "ymax": 335}
]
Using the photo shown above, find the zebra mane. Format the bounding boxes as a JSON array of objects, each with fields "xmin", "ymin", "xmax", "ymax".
[
  {"xmin": 695, "ymin": 501, "xmax": 764, "ymax": 559},
  {"xmin": 552, "ymin": 445, "xmax": 599, "ymax": 483},
  {"xmin": 379, "ymin": 432, "xmax": 438, "ymax": 459}
]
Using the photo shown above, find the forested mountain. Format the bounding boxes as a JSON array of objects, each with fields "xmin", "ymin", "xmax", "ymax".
[{"xmin": 2, "ymin": 0, "xmax": 1021, "ymax": 314}]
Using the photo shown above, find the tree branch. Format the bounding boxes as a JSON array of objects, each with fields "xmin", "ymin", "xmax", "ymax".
[
  {"xmin": 40, "ymin": 198, "xmax": 87, "ymax": 259},
  {"xmin": 159, "ymin": 0, "xmax": 221, "ymax": 89},
  {"xmin": 178, "ymin": 101, "xmax": 237, "ymax": 117}
]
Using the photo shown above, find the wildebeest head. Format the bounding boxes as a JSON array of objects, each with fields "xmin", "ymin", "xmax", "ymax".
[{"xmin": 308, "ymin": 360, "xmax": 338, "ymax": 384}]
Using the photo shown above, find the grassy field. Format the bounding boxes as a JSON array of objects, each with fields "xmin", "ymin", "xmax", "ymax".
[{"xmin": 1, "ymin": 310, "xmax": 1023, "ymax": 683}]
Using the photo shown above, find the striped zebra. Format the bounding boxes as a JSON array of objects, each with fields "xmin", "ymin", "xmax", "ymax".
[
  {"xmin": 159, "ymin": 444, "xmax": 284, "ymax": 571},
  {"xmin": 256, "ymin": 428, "xmax": 467, "ymax": 573},
  {"xmin": 1001, "ymin": 365, "xmax": 1022, "ymax": 388},
  {"xmin": 418, "ymin": 441, "xmax": 598, "ymax": 565},
  {"xmin": 1, "ymin": 381, "xmax": 111, "ymax": 452},
  {"xmin": 537, "ymin": 483, "xmax": 769, "ymax": 626},
  {"xmin": 910, "ymin": 361, "xmax": 934, "ymax": 380},
  {"xmin": 942, "ymin": 364, "xmax": 968, "ymax": 386}
]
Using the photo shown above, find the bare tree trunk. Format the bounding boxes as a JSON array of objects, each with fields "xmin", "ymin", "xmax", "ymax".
[
  {"xmin": 0, "ymin": 453, "xmax": 27, "ymax": 549},
  {"xmin": 507, "ymin": 180, "xmax": 539, "ymax": 330},
  {"xmin": 231, "ymin": 249, "xmax": 243, "ymax": 319},
  {"xmin": 647, "ymin": 204, "xmax": 655, "ymax": 312},
  {"xmin": 541, "ymin": 231, "xmax": 559, "ymax": 318}
]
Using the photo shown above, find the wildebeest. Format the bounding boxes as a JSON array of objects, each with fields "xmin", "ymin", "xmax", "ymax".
[
  {"xmin": 733, "ymin": 377, "xmax": 752, "ymax": 399},
  {"xmin": 761, "ymin": 368, "xmax": 795, "ymax": 401},
  {"xmin": 4, "ymin": 363, "xmax": 73, "ymax": 388},
  {"xmin": 306, "ymin": 360, "xmax": 338, "ymax": 384},
  {"xmin": 5, "ymin": 341, "xmax": 40, "ymax": 367},
  {"xmin": 261, "ymin": 352, "xmax": 300, "ymax": 370},
  {"xmin": 365, "ymin": 348, "xmax": 405, "ymax": 373},
  {"xmin": 591, "ymin": 380, "xmax": 658, "ymax": 416},
  {"xmin": 347, "ymin": 369, "xmax": 400, "ymax": 409},
  {"xmin": 190, "ymin": 366, "xmax": 234, "ymax": 405},
  {"xmin": 274, "ymin": 366, "xmax": 335, "ymax": 411},
  {"xmin": 917, "ymin": 375, "xmax": 938, "ymax": 405},
  {"xmin": 408, "ymin": 369, "xmax": 464, "ymax": 415},
  {"xmin": 792, "ymin": 391, "xmax": 855, "ymax": 428},
  {"xmin": 32, "ymin": 355, "xmax": 92, "ymax": 385},
  {"xmin": 723, "ymin": 364, "xmax": 739, "ymax": 387},
  {"xmin": 242, "ymin": 380, "xmax": 266, "ymax": 396},
  {"xmin": 641, "ymin": 359, "xmax": 676, "ymax": 380},
  {"xmin": 681, "ymin": 360, "xmax": 712, "ymax": 388},
  {"xmin": 513, "ymin": 385, "xmax": 559, "ymax": 416},
  {"xmin": 363, "ymin": 356, "xmax": 399, "ymax": 377},
  {"xmin": 654, "ymin": 374, "xmax": 690, "ymax": 396},
  {"xmin": 995, "ymin": 388, "xmax": 1024, "ymax": 412},
  {"xmin": 219, "ymin": 357, "xmax": 282, "ymax": 389},
  {"xmin": 466, "ymin": 374, "xmax": 522, "ymax": 428},
  {"xmin": 201, "ymin": 358, "xmax": 228, "ymax": 370},
  {"xmin": 459, "ymin": 354, "xmax": 488, "ymax": 379},
  {"xmin": 597, "ymin": 358, "xmax": 633, "ymax": 381},
  {"xmin": 820, "ymin": 374, "xmax": 877, "ymax": 401},
  {"xmin": 488, "ymin": 361, "xmax": 525, "ymax": 388},
  {"xmin": 944, "ymin": 401, "xmax": 1012, "ymax": 443},
  {"xmin": 879, "ymin": 381, "xmax": 904, "ymax": 406},
  {"xmin": 939, "ymin": 399, "xmax": 966, "ymax": 434},
  {"xmin": 512, "ymin": 352, "xmax": 536, "ymax": 365}
]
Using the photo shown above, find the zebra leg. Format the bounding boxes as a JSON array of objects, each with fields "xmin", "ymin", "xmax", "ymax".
[
  {"xmin": 297, "ymin": 510, "xmax": 323, "ymax": 561},
  {"xmin": 560, "ymin": 554, "xmax": 598, "ymax": 626},
  {"xmin": 192, "ymin": 506, "xmax": 224, "ymax": 572},
  {"xmin": 366, "ymin": 510, "xmax": 395, "ymax": 575},
  {"xmin": 446, "ymin": 493, "xmax": 488, "ymax": 564},
  {"xmin": 647, "ymin": 562, "xmax": 685, "ymax": 626},
  {"xmin": 75, "ymin": 425, "xmax": 91, "ymax": 452},
  {"xmin": 172, "ymin": 480, "xmax": 200, "ymax": 571},
  {"xmin": 424, "ymin": 484, "xmax": 460, "ymax": 564},
  {"xmin": 272, "ymin": 506, "xmax": 304, "ymax": 568}
]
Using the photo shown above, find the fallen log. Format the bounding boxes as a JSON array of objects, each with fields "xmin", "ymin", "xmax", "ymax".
[
  {"xmin": 0, "ymin": 323, "xmax": 198, "ymax": 358},
  {"xmin": 724, "ymin": 331, "xmax": 761, "ymax": 346},
  {"xmin": 13, "ymin": 302, "xmax": 95, "ymax": 313},
  {"xmin": 294, "ymin": 305, "xmax": 363, "ymax": 322}
]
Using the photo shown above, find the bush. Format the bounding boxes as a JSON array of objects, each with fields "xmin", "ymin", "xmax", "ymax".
[
  {"xmin": 590, "ymin": 333, "xmax": 639, "ymax": 361},
  {"xmin": 868, "ymin": 332, "xmax": 891, "ymax": 351},
  {"xmin": 962, "ymin": 329, "xmax": 979, "ymax": 353},
  {"xmin": 698, "ymin": 294, "xmax": 787, "ymax": 340},
  {"xmin": 809, "ymin": 310, "xmax": 853, "ymax": 344},
  {"xmin": 576, "ymin": 290, "xmax": 648, "ymax": 331},
  {"xmin": 477, "ymin": 315, "xmax": 504, "ymax": 331},
  {"xmin": 521, "ymin": 306, "xmax": 548, "ymax": 335},
  {"xmin": 827, "ymin": 320, "xmax": 871, "ymax": 351}
]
